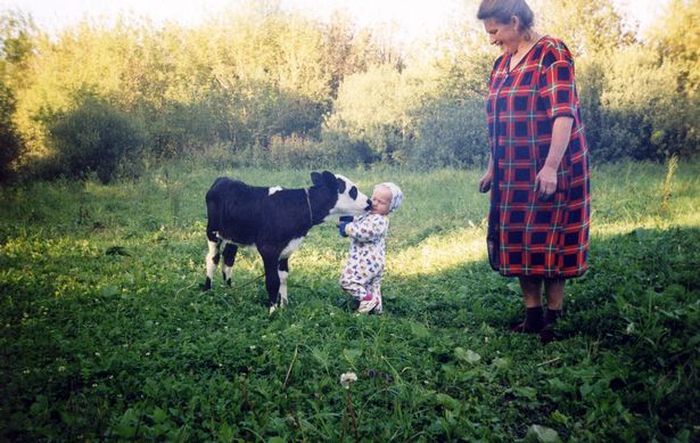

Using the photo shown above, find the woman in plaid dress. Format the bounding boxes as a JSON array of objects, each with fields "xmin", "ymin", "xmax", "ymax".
[{"xmin": 477, "ymin": 0, "xmax": 591, "ymax": 343}]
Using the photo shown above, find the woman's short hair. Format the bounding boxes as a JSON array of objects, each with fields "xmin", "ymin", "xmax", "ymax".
[{"xmin": 477, "ymin": 0, "xmax": 534, "ymax": 30}]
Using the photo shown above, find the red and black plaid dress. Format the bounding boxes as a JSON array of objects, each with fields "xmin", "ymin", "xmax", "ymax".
[{"xmin": 485, "ymin": 36, "xmax": 590, "ymax": 279}]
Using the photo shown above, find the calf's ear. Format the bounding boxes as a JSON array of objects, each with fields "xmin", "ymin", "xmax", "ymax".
[
  {"xmin": 336, "ymin": 177, "xmax": 346, "ymax": 193},
  {"xmin": 321, "ymin": 171, "xmax": 339, "ymax": 190},
  {"xmin": 310, "ymin": 171, "xmax": 323, "ymax": 186}
]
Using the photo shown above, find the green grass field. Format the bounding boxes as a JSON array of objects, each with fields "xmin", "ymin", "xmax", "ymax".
[{"xmin": 1, "ymin": 160, "xmax": 699, "ymax": 441}]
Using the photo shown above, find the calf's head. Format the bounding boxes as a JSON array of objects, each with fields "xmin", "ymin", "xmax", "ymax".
[{"xmin": 310, "ymin": 171, "xmax": 371, "ymax": 219}]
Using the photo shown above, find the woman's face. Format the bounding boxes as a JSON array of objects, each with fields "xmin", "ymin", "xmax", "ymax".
[{"xmin": 483, "ymin": 17, "xmax": 521, "ymax": 55}]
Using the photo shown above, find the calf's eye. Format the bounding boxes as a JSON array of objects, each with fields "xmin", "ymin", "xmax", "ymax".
[{"xmin": 349, "ymin": 186, "xmax": 358, "ymax": 200}]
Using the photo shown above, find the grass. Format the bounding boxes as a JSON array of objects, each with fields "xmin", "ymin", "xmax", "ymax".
[{"xmin": 1, "ymin": 160, "xmax": 699, "ymax": 441}]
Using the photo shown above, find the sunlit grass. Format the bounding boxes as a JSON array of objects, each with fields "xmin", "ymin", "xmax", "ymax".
[{"xmin": 1, "ymin": 159, "xmax": 699, "ymax": 441}]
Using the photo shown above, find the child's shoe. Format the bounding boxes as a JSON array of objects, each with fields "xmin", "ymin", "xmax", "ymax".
[{"xmin": 357, "ymin": 292, "xmax": 378, "ymax": 314}]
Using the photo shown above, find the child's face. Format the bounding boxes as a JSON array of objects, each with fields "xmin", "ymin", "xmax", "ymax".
[{"xmin": 370, "ymin": 186, "xmax": 393, "ymax": 215}]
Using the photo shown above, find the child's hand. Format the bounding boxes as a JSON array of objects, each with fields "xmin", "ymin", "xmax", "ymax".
[{"xmin": 338, "ymin": 221, "xmax": 349, "ymax": 237}]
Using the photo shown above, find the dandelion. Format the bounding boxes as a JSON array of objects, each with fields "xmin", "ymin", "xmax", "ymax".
[
  {"xmin": 339, "ymin": 372, "xmax": 359, "ymax": 441},
  {"xmin": 340, "ymin": 372, "xmax": 357, "ymax": 389},
  {"xmin": 58, "ymin": 366, "xmax": 66, "ymax": 372}
]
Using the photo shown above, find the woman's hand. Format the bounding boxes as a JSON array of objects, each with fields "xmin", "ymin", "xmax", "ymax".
[
  {"xmin": 478, "ymin": 170, "xmax": 493, "ymax": 193},
  {"xmin": 535, "ymin": 165, "xmax": 557, "ymax": 200}
]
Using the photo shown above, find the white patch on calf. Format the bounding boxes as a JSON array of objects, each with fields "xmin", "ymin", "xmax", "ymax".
[
  {"xmin": 221, "ymin": 241, "xmax": 233, "ymax": 283},
  {"xmin": 268, "ymin": 186, "xmax": 283, "ymax": 195},
  {"xmin": 205, "ymin": 240, "xmax": 218, "ymax": 282},
  {"xmin": 278, "ymin": 269, "xmax": 289, "ymax": 307},
  {"xmin": 280, "ymin": 237, "xmax": 304, "ymax": 259},
  {"xmin": 330, "ymin": 174, "xmax": 370, "ymax": 218}
]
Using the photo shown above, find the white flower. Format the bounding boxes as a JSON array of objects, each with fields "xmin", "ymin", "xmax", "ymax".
[{"xmin": 340, "ymin": 372, "xmax": 358, "ymax": 389}]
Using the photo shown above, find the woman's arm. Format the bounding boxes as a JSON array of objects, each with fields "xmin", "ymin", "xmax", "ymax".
[
  {"xmin": 479, "ymin": 153, "xmax": 494, "ymax": 193},
  {"xmin": 535, "ymin": 116, "xmax": 573, "ymax": 198}
]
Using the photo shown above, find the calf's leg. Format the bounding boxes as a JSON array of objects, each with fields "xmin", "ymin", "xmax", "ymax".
[
  {"xmin": 260, "ymin": 249, "xmax": 282, "ymax": 314},
  {"xmin": 278, "ymin": 258, "xmax": 289, "ymax": 308},
  {"xmin": 204, "ymin": 239, "xmax": 220, "ymax": 291},
  {"xmin": 222, "ymin": 242, "xmax": 238, "ymax": 286}
]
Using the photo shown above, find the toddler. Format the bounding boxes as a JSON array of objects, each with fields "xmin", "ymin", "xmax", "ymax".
[{"xmin": 338, "ymin": 182, "xmax": 403, "ymax": 314}]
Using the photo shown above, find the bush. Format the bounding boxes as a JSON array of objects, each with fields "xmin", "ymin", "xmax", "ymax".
[
  {"xmin": 326, "ymin": 65, "xmax": 411, "ymax": 161},
  {"xmin": 47, "ymin": 94, "xmax": 145, "ymax": 183},
  {"xmin": 580, "ymin": 48, "xmax": 699, "ymax": 162},
  {"xmin": 0, "ymin": 80, "xmax": 21, "ymax": 182},
  {"xmin": 407, "ymin": 96, "xmax": 488, "ymax": 169},
  {"xmin": 242, "ymin": 131, "xmax": 375, "ymax": 169}
]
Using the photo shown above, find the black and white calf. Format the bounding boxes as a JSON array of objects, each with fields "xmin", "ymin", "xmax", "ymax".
[{"xmin": 204, "ymin": 171, "xmax": 371, "ymax": 313}]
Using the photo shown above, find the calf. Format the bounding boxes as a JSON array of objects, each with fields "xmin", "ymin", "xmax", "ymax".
[{"xmin": 204, "ymin": 171, "xmax": 371, "ymax": 313}]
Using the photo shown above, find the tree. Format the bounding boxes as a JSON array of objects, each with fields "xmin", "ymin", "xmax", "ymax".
[
  {"xmin": 530, "ymin": 0, "xmax": 635, "ymax": 57},
  {"xmin": 0, "ymin": 9, "xmax": 36, "ymax": 180}
]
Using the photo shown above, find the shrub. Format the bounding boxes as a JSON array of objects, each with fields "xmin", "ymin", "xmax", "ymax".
[
  {"xmin": 47, "ymin": 94, "xmax": 145, "ymax": 183},
  {"xmin": 0, "ymin": 80, "xmax": 21, "ymax": 182},
  {"xmin": 254, "ymin": 131, "xmax": 374, "ymax": 169},
  {"xmin": 407, "ymin": 96, "xmax": 488, "ymax": 169}
]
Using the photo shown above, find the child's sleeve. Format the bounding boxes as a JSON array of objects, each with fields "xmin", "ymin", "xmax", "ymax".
[{"xmin": 345, "ymin": 215, "xmax": 388, "ymax": 243}]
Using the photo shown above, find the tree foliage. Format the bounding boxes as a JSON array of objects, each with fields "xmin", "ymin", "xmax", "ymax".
[{"xmin": 0, "ymin": 2, "xmax": 697, "ymax": 182}]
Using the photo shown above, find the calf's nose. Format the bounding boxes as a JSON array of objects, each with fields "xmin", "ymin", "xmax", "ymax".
[{"xmin": 365, "ymin": 199, "xmax": 372, "ymax": 210}]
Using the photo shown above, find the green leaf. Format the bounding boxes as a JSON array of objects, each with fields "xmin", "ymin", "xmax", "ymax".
[
  {"xmin": 455, "ymin": 347, "xmax": 481, "ymax": 364},
  {"xmin": 151, "ymin": 407, "xmax": 168, "ymax": 424},
  {"xmin": 343, "ymin": 348, "xmax": 362, "ymax": 366},
  {"xmin": 435, "ymin": 393, "xmax": 461, "ymax": 412},
  {"xmin": 101, "ymin": 286, "xmax": 120, "ymax": 297},
  {"xmin": 525, "ymin": 424, "xmax": 561, "ymax": 443},
  {"xmin": 410, "ymin": 322, "xmax": 430, "ymax": 338},
  {"xmin": 512, "ymin": 386, "xmax": 537, "ymax": 400},
  {"xmin": 491, "ymin": 357, "xmax": 511, "ymax": 370}
]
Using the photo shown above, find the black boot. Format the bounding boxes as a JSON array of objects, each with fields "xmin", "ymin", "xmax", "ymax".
[
  {"xmin": 511, "ymin": 306, "xmax": 544, "ymax": 333},
  {"xmin": 540, "ymin": 309, "xmax": 562, "ymax": 344}
]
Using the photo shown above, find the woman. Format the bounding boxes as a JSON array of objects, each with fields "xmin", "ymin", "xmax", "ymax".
[{"xmin": 477, "ymin": 0, "xmax": 590, "ymax": 343}]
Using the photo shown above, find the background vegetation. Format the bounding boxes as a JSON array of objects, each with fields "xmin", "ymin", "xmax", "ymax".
[
  {"xmin": 1, "ymin": 161, "xmax": 699, "ymax": 441},
  {"xmin": 1, "ymin": 0, "xmax": 698, "ymax": 183},
  {"xmin": 1, "ymin": 0, "xmax": 698, "ymax": 440}
]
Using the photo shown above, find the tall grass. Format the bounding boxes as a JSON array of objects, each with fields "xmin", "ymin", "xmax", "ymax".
[{"xmin": 1, "ymin": 160, "xmax": 699, "ymax": 441}]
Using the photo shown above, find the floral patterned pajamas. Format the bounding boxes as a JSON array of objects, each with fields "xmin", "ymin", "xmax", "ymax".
[{"xmin": 339, "ymin": 214, "xmax": 389, "ymax": 300}]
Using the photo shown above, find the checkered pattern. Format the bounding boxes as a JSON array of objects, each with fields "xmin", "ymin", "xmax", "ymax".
[{"xmin": 485, "ymin": 37, "xmax": 590, "ymax": 278}]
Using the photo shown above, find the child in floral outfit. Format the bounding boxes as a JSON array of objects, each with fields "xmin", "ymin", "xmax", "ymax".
[{"xmin": 338, "ymin": 182, "xmax": 403, "ymax": 314}]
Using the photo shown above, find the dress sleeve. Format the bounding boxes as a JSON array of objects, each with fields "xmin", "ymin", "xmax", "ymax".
[
  {"xmin": 346, "ymin": 215, "xmax": 388, "ymax": 243},
  {"xmin": 537, "ymin": 42, "xmax": 577, "ymax": 120}
]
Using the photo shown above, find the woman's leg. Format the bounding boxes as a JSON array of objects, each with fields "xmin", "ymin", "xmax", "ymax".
[
  {"xmin": 540, "ymin": 278, "xmax": 565, "ymax": 343},
  {"xmin": 512, "ymin": 276, "xmax": 544, "ymax": 332},
  {"xmin": 544, "ymin": 278, "xmax": 564, "ymax": 310},
  {"xmin": 520, "ymin": 276, "xmax": 543, "ymax": 307}
]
